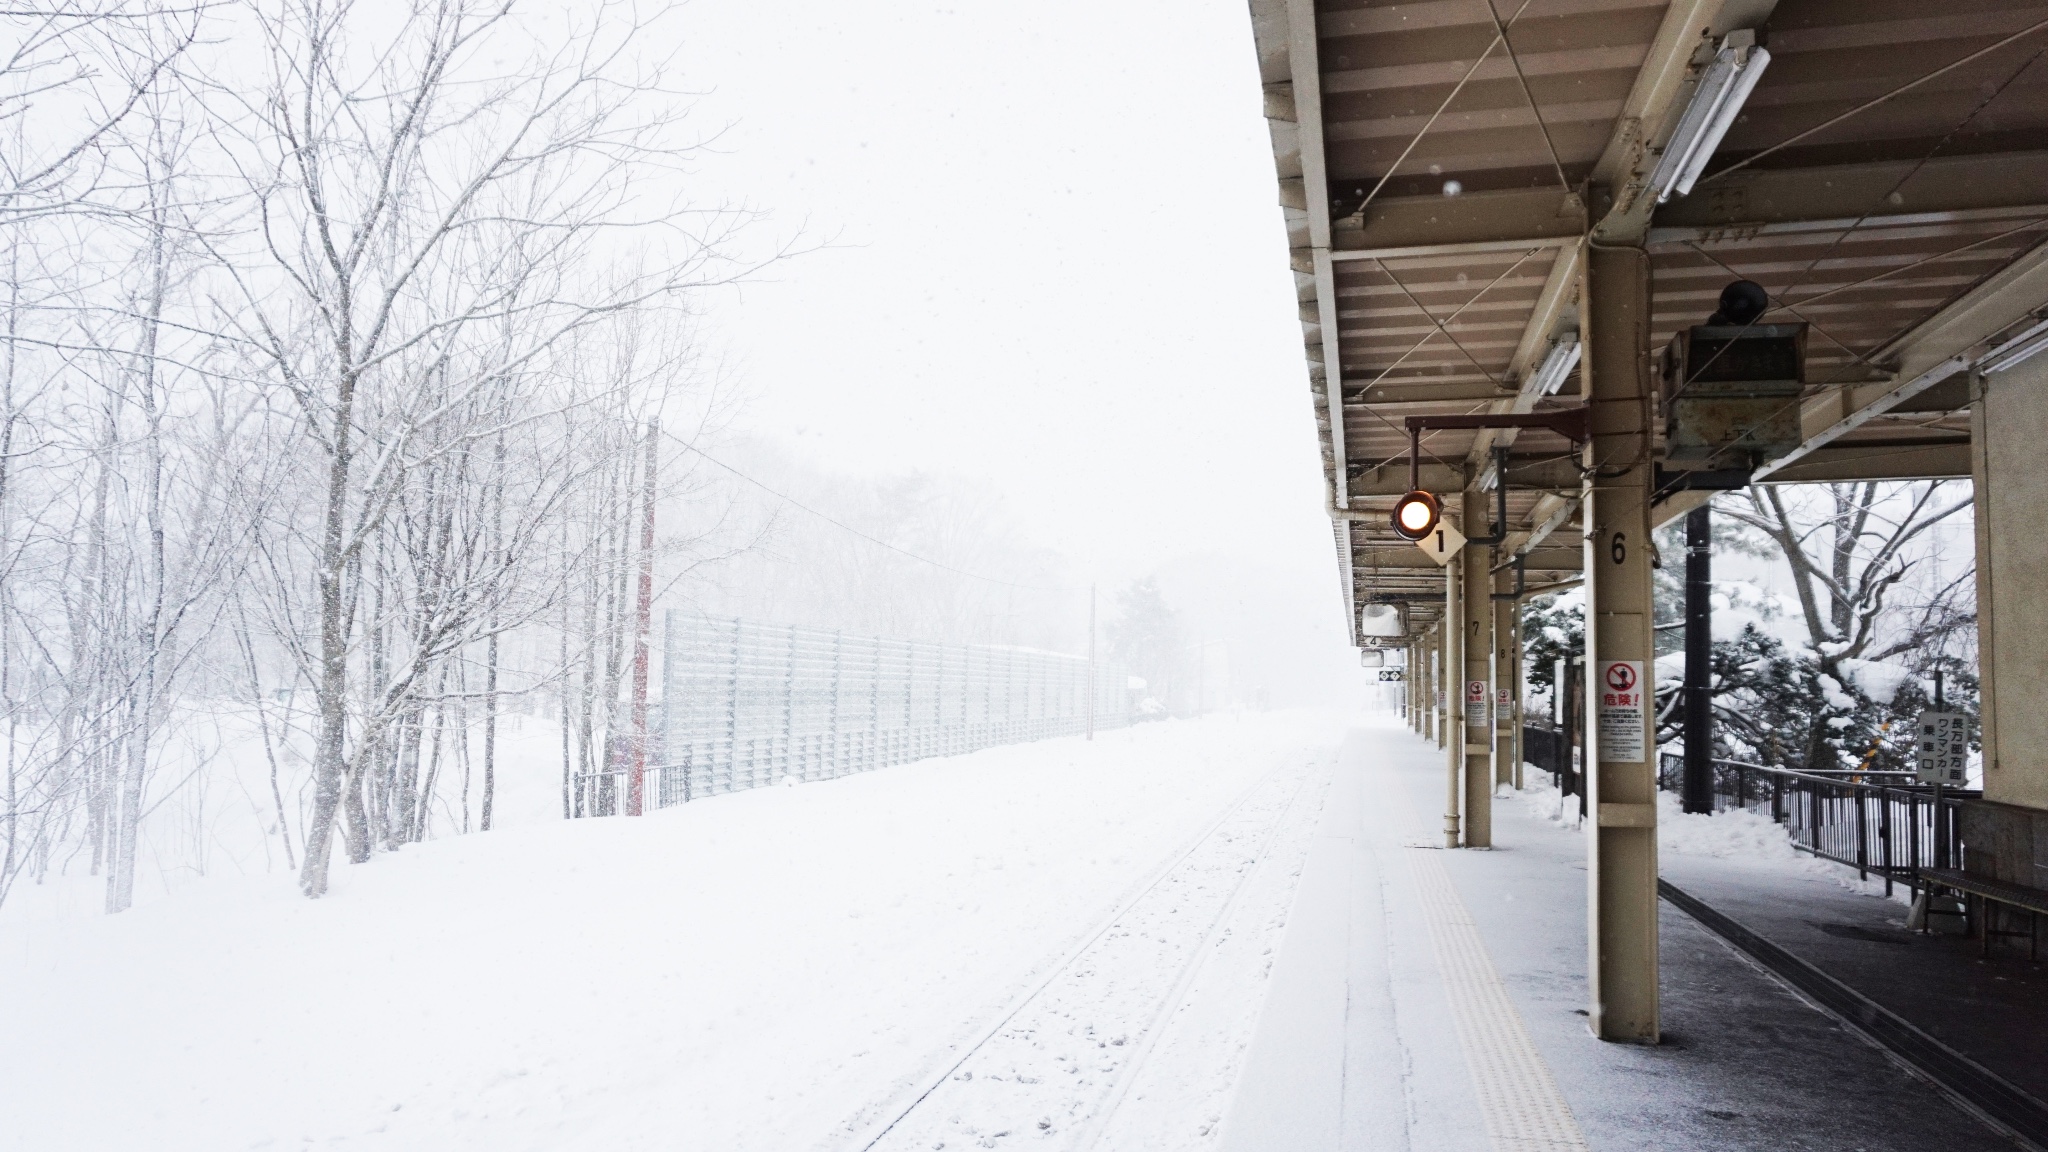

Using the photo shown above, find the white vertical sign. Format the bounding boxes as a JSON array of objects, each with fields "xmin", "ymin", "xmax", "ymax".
[
  {"xmin": 1597, "ymin": 660, "xmax": 1646, "ymax": 763},
  {"xmin": 1465, "ymin": 679, "xmax": 1488, "ymax": 726},
  {"xmin": 1915, "ymin": 711, "xmax": 1969, "ymax": 785}
]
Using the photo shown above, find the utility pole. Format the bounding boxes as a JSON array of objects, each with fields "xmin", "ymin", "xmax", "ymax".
[
  {"xmin": 1682, "ymin": 504, "xmax": 1714, "ymax": 814},
  {"xmin": 1086, "ymin": 583, "xmax": 1096, "ymax": 740},
  {"xmin": 627, "ymin": 418, "xmax": 658, "ymax": 816}
]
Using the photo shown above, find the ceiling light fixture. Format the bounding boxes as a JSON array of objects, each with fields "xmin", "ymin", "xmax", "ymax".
[
  {"xmin": 1649, "ymin": 30, "xmax": 1771, "ymax": 204},
  {"xmin": 1979, "ymin": 315, "xmax": 2048, "ymax": 375},
  {"xmin": 1527, "ymin": 332, "xmax": 1582, "ymax": 396}
]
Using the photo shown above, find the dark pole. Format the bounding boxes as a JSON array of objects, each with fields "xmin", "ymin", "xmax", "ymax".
[{"xmin": 1682, "ymin": 504, "xmax": 1714, "ymax": 814}]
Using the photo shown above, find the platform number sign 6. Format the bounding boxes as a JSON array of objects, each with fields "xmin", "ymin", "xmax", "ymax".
[{"xmin": 1610, "ymin": 531, "xmax": 1626, "ymax": 565}]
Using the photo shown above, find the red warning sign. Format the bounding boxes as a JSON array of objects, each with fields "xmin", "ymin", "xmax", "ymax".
[{"xmin": 1597, "ymin": 660, "xmax": 1646, "ymax": 762}]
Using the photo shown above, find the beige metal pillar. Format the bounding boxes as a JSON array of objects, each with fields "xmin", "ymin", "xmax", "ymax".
[
  {"xmin": 1582, "ymin": 241, "xmax": 1659, "ymax": 1043},
  {"xmin": 1417, "ymin": 631, "xmax": 1433, "ymax": 729},
  {"xmin": 1494, "ymin": 568, "xmax": 1521, "ymax": 789},
  {"xmin": 1461, "ymin": 492, "xmax": 1492, "ymax": 847},
  {"xmin": 1420, "ymin": 637, "xmax": 1429, "ymax": 734},
  {"xmin": 1430, "ymin": 626, "xmax": 1445, "ymax": 748},
  {"xmin": 1444, "ymin": 547, "xmax": 1465, "ymax": 848},
  {"xmin": 1974, "ymin": 353, "xmax": 2048, "ymax": 811},
  {"xmin": 1406, "ymin": 639, "xmax": 1417, "ymax": 731},
  {"xmin": 1441, "ymin": 623, "xmax": 1458, "ymax": 750}
]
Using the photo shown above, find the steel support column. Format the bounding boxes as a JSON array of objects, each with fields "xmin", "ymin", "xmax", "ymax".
[
  {"xmin": 1682, "ymin": 505, "xmax": 1714, "ymax": 814},
  {"xmin": 1494, "ymin": 566, "xmax": 1520, "ymax": 789},
  {"xmin": 1406, "ymin": 640, "xmax": 1416, "ymax": 729},
  {"xmin": 1418, "ymin": 637, "xmax": 1427, "ymax": 734},
  {"xmin": 1461, "ymin": 492, "xmax": 1492, "ymax": 847},
  {"xmin": 1582, "ymin": 241, "xmax": 1659, "ymax": 1043},
  {"xmin": 1432, "ymin": 626, "xmax": 1446, "ymax": 748},
  {"xmin": 1410, "ymin": 639, "xmax": 1421, "ymax": 731},
  {"xmin": 1444, "ymin": 563, "xmax": 1463, "ymax": 848},
  {"xmin": 1421, "ymin": 631, "xmax": 1431, "ymax": 737}
]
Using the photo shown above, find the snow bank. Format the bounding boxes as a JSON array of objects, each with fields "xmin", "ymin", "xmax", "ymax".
[
  {"xmin": 1654, "ymin": 790, "xmax": 1802, "ymax": 860},
  {"xmin": 1509, "ymin": 769, "xmax": 1892, "ymax": 897},
  {"xmin": 0, "ymin": 711, "xmax": 1349, "ymax": 1152},
  {"xmin": 1514, "ymin": 771, "xmax": 1798, "ymax": 858}
]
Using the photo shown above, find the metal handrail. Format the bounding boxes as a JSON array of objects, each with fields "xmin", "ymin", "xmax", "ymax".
[
  {"xmin": 1651, "ymin": 749, "xmax": 1976, "ymax": 897},
  {"xmin": 1520, "ymin": 724, "xmax": 1976, "ymax": 899}
]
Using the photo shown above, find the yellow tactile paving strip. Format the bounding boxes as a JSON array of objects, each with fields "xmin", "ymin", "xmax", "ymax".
[{"xmin": 1408, "ymin": 846, "xmax": 1590, "ymax": 1152}]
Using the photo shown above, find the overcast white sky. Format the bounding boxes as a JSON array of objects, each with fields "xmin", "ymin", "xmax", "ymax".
[
  {"xmin": 651, "ymin": 0, "xmax": 1364, "ymax": 695},
  {"xmin": 665, "ymin": 1, "xmax": 1327, "ymax": 576}
]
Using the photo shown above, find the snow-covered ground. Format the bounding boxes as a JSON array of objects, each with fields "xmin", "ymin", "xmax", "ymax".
[
  {"xmin": 0, "ymin": 711, "xmax": 1349, "ymax": 1152},
  {"xmin": 1508, "ymin": 770, "xmax": 1898, "ymax": 899}
]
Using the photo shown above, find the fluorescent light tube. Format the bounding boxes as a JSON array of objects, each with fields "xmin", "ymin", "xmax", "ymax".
[
  {"xmin": 1649, "ymin": 32, "xmax": 1771, "ymax": 204},
  {"xmin": 1529, "ymin": 333, "xmax": 1581, "ymax": 396},
  {"xmin": 1980, "ymin": 316, "xmax": 2048, "ymax": 375}
]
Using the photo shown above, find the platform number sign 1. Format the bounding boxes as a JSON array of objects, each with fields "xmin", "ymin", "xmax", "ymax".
[
  {"xmin": 1915, "ymin": 712, "xmax": 1969, "ymax": 786},
  {"xmin": 1415, "ymin": 519, "xmax": 1466, "ymax": 567},
  {"xmin": 1596, "ymin": 660, "xmax": 1646, "ymax": 763}
]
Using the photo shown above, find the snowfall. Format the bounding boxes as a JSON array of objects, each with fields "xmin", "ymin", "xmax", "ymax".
[{"xmin": 0, "ymin": 710, "xmax": 1870, "ymax": 1152}]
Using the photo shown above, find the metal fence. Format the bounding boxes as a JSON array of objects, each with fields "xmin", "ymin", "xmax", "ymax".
[
  {"xmin": 593, "ymin": 613, "xmax": 1129, "ymax": 809},
  {"xmin": 1655, "ymin": 751, "xmax": 1974, "ymax": 894},
  {"xmin": 1521, "ymin": 726, "xmax": 1977, "ymax": 895},
  {"xmin": 1523, "ymin": 724, "xmax": 1581, "ymax": 816}
]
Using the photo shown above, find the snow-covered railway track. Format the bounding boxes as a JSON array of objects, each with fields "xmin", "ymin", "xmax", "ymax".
[{"xmin": 840, "ymin": 751, "xmax": 1331, "ymax": 1152}]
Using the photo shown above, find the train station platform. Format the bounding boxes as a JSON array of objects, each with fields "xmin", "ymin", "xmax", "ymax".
[{"xmin": 1221, "ymin": 720, "xmax": 2040, "ymax": 1152}]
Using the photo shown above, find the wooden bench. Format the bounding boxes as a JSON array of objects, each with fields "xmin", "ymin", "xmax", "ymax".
[{"xmin": 1919, "ymin": 868, "xmax": 2048, "ymax": 959}]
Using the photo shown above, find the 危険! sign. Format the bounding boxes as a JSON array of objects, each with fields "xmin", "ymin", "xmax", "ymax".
[{"xmin": 1597, "ymin": 660, "xmax": 1645, "ymax": 763}]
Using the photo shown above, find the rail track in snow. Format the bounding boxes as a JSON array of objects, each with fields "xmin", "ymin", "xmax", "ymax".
[{"xmin": 835, "ymin": 749, "xmax": 1332, "ymax": 1152}]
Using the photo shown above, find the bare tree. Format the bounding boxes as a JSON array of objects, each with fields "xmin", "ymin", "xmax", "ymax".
[
  {"xmin": 201, "ymin": 0, "xmax": 737, "ymax": 895},
  {"xmin": 1726, "ymin": 482, "xmax": 1973, "ymax": 674}
]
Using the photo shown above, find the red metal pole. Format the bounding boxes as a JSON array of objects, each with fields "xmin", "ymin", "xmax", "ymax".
[{"xmin": 628, "ymin": 418, "xmax": 657, "ymax": 816}]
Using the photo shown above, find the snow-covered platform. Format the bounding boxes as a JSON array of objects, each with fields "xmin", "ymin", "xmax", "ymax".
[
  {"xmin": 10, "ymin": 712, "xmax": 2042, "ymax": 1152},
  {"xmin": 1223, "ymin": 720, "xmax": 2025, "ymax": 1152}
]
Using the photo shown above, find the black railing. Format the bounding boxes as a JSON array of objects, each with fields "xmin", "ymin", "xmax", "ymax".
[
  {"xmin": 1519, "ymin": 724, "xmax": 1975, "ymax": 897},
  {"xmin": 1652, "ymin": 751, "xmax": 1974, "ymax": 895},
  {"xmin": 1522, "ymin": 723, "xmax": 1584, "ymax": 819}
]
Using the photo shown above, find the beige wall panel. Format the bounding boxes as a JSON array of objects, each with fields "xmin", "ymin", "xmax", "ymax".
[{"xmin": 1977, "ymin": 354, "xmax": 2048, "ymax": 810}]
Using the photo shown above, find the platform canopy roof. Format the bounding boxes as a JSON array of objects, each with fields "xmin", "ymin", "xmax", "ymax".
[{"xmin": 1248, "ymin": 0, "xmax": 2048, "ymax": 642}]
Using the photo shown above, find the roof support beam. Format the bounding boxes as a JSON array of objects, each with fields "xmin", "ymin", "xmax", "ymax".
[
  {"xmin": 1342, "ymin": 456, "xmax": 1586, "ymax": 499},
  {"xmin": 1335, "ymin": 187, "xmax": 1583, "ymax": 257},
  {"xmin": 1753, "ymin": 236, "xmax": 2048, "ymax": 482},
  {"xmin": 1472, "ymin": 239, "xmax": 1584, "ymax": 466},
  {"xmin": 1345, "ymin": 546, "xmax": 1583, "ymax": 572},
  {"xmin": 1650, "ymin": 153, "xmax": 2048, "ymax": 236},
  {"xmin": 1590, "ymin": 0, "xmax": 1780, "ymax": 245},
  {"xmin": 1761, "ymin": 442, "xmax": 1972, "ymax": 485}
]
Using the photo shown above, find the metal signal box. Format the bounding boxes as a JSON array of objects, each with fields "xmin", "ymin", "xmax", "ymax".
[{"xmin": 1660, "ymin": 323, "xmax": 1806, "ymax": 469}]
